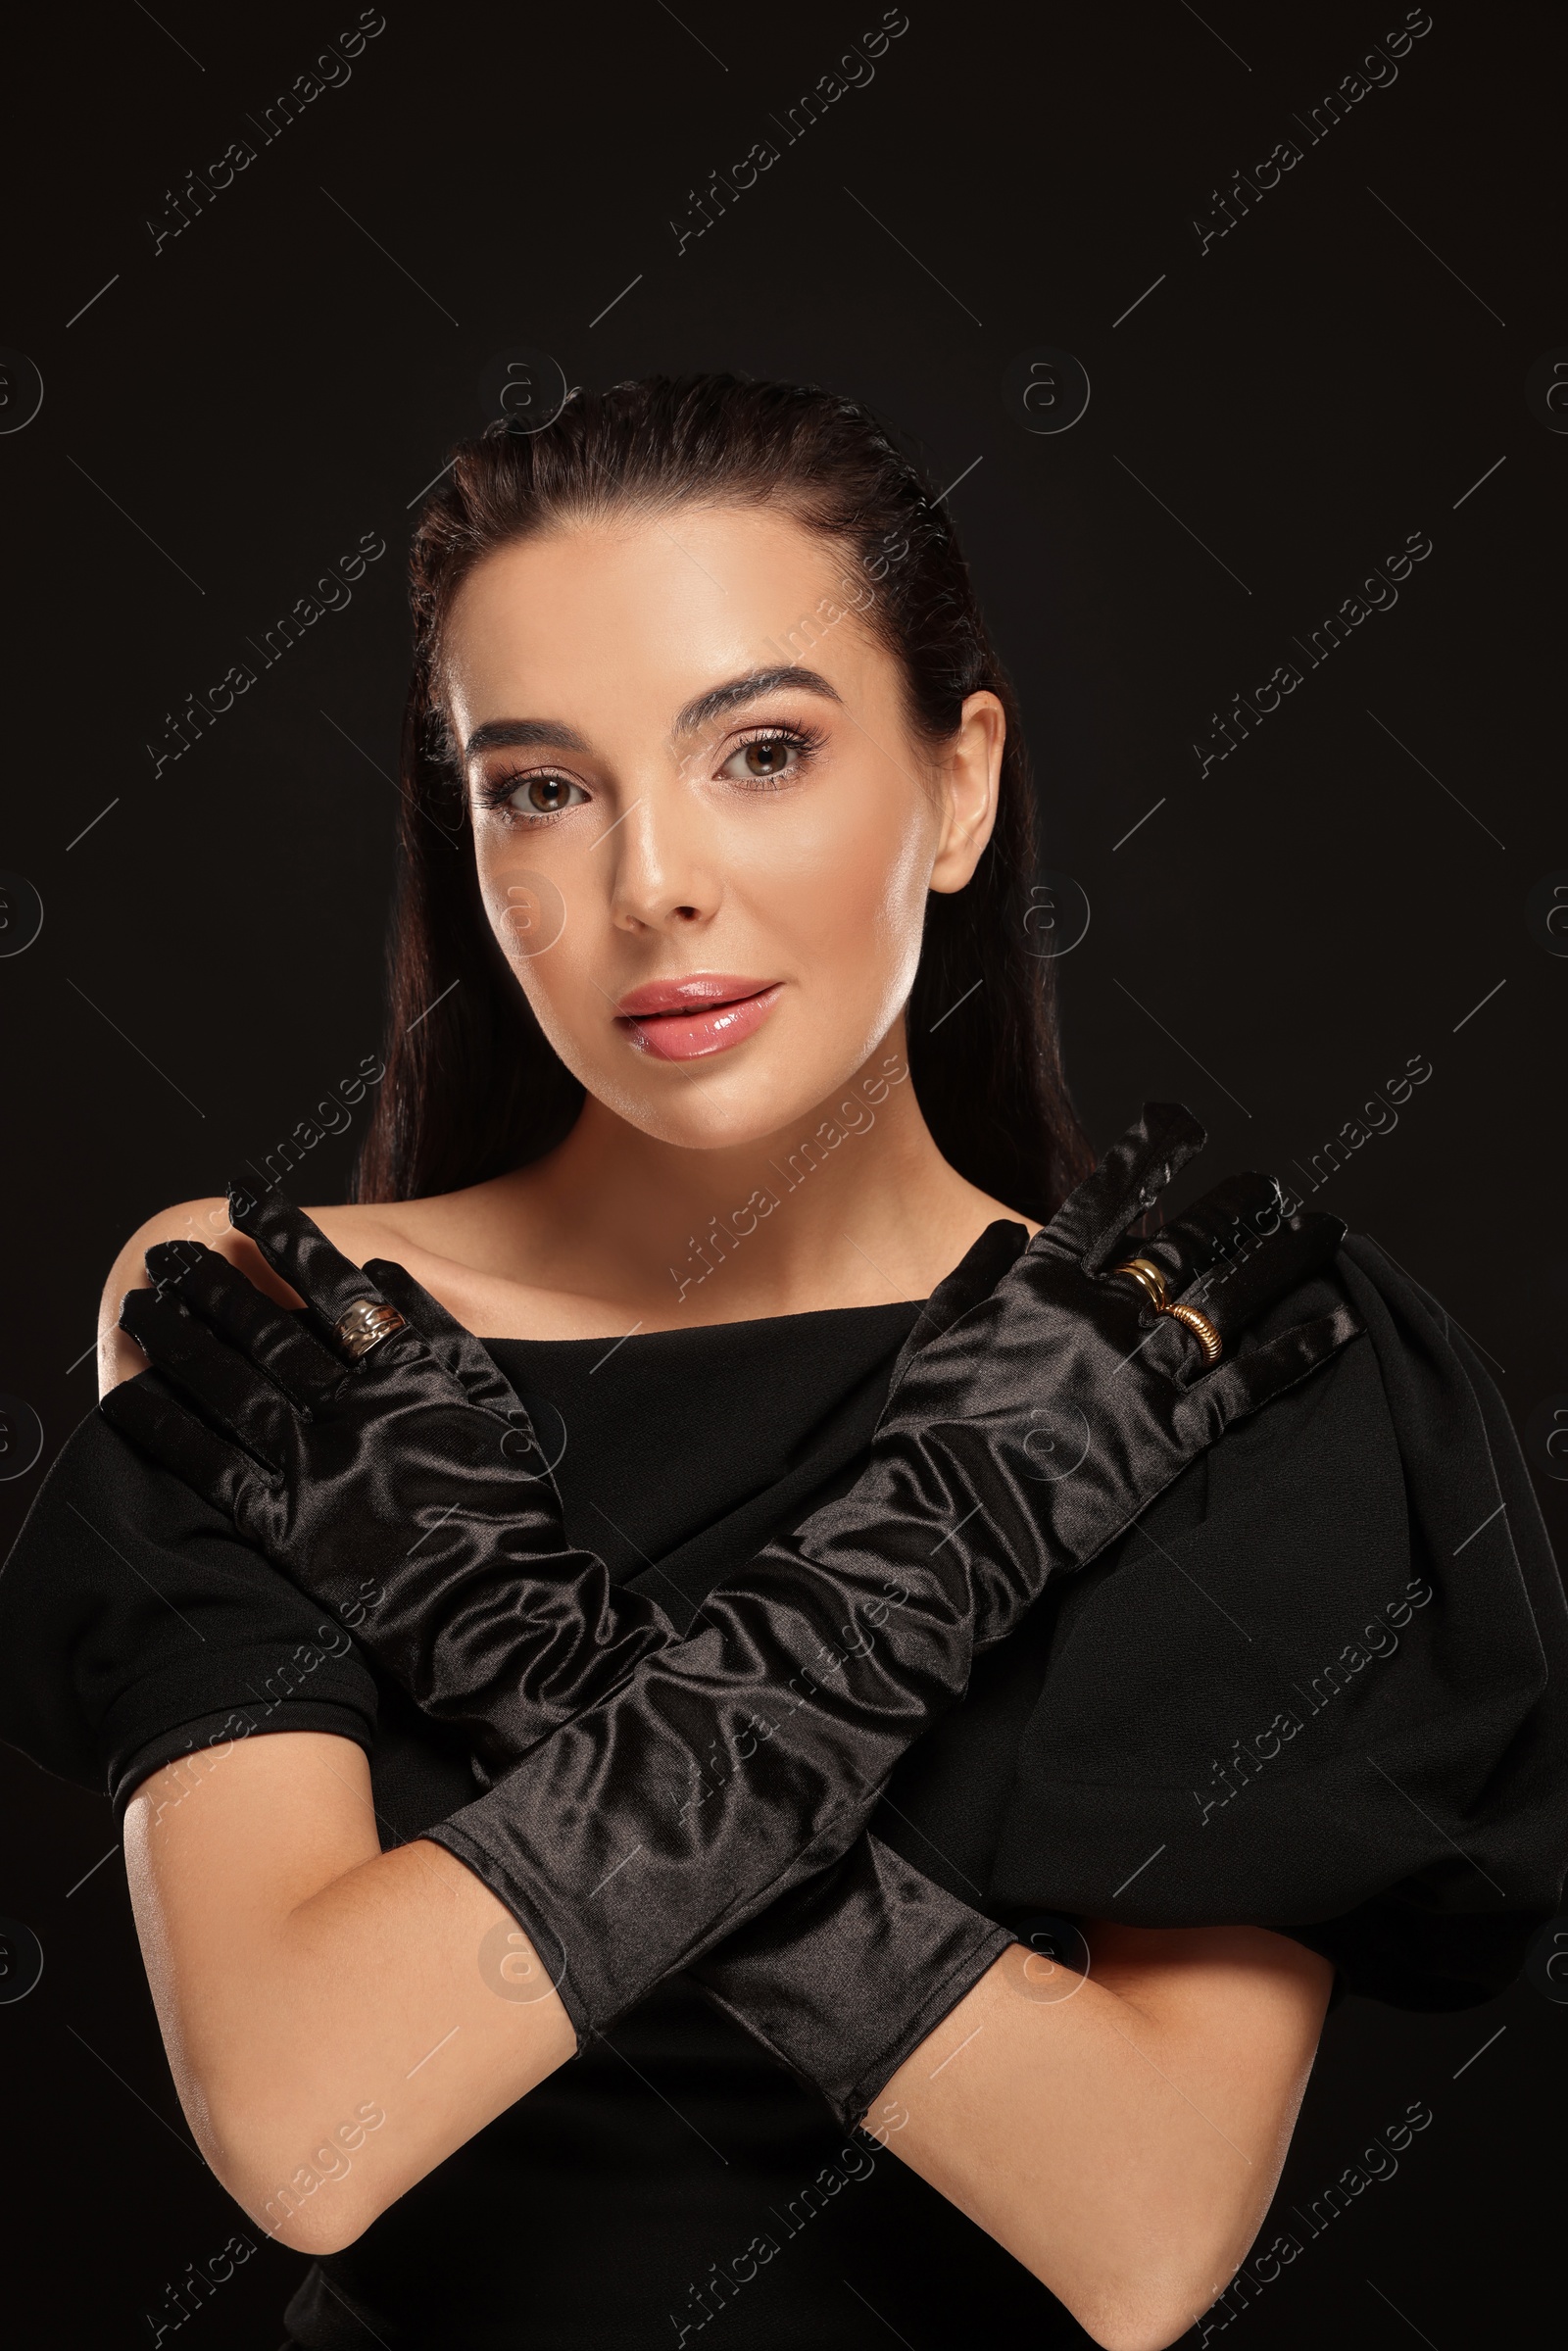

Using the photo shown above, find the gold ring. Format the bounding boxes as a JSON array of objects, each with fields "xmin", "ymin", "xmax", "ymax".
[
  {"xmin": 1164, "ymin": 1301, "xmax": 1223, "ymax": 1363},
  {"xmin": 1112, "ymin": 1255, "xmax": 1169, "ymax": 1313},
  {"xmin": 1109, "ymin": 1258, "xmax": 1223, "ymax": 1364},
  {"xmin": 335, "ymin": 1299, "xmax": 408, "ymax": 1361}
]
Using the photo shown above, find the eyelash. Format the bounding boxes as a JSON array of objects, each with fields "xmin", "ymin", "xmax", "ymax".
[
  {"xmin": 474, "ymin": 723, "xmax": 826, "ymax": 829},
  {"xmin": 723, "ymin": 722, "xmax": 826, "ymax": 790},
  {"xmin": 474, "ymin": 769, "xmax": 588, "ymax": 829}
]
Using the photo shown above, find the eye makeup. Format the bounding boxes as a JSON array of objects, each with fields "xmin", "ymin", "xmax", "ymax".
[{"xmin": 473, "ymin": 719, "xmax": 828, "ymax": 827}]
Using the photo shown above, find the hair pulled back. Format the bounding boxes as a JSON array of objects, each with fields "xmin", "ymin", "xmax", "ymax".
[{"xmin": 354, "ymin": 372, "xmax": 1089, "ymax": 1219}]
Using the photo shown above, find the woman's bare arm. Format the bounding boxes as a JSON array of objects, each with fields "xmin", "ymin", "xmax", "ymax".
[
  {"xmin": 875, "ymin": 1921, "xmax": 1331, "ymax": 2350},
  {"xmin": 122, "ymin": 1735, "xmax": 576, "ymax": 2257},
  {"xmin": 124, "ymin": 1730, "xmax": 1326, "ymax": 2340},
  {"xmin": 106, "ymin": 1200, "xmax": 1329, "ymax": 2335},
  {"xmin": 106, "ymin": 1200, "xmax": 579, "ymax": 2258}
]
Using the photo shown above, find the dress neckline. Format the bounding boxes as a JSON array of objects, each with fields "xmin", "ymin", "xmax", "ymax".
[{"xmin": 476, "ymin": 1298, "xmax": 925, "ymax": 1350}]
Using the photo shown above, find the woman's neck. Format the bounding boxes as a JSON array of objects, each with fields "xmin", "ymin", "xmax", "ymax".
[{"xmin": 483, "ymin": 1026, "xmax": 1019, "ymax": 1328}]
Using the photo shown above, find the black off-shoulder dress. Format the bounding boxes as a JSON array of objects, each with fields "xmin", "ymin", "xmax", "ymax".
[{"xmin": 1, "ymin": 1236, "xmax": 1564, "ymax": 2349}]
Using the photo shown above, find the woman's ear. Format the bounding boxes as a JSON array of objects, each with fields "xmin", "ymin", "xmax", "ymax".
[{"xmin": 929, "ymin": 691, "xmax": 1004, "ymax": 894}]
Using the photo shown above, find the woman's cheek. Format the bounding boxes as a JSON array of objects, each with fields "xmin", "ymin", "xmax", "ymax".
[
  {"xmin": 512, "ymin": 931, "xmax": 605, "ymax": 1076},
  {"xmin": 862, "ymin": 808, "xmax": 943, "ymax": 1001},
  {"xmin": 469, "ymin": 852, "xmax": 598, "ymax": 1073},
  {"xmin": 731, "ymin": 784, "xmax": 921, "ymax": 965},
  {"xmin": 477, "ymin": 855, "xmax": 571, "ymax": 970}
]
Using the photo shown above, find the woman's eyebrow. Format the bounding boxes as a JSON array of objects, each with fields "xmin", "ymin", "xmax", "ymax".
[
  {"xmin": 463, "ymin": 665, "xmax": 843, "ymax": 764},
  {"xmin": 465, "ymin": 717, "xmax": 592, "ymax": 759},
  {"xmin": 673, "ymin": 664, "xmax": 843, "ymax": 739}
]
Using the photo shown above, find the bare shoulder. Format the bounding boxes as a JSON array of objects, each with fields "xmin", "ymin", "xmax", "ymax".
[
  {"xmin": 100, "ymin": 1196, "xmax": 229, "ymax": 1396},
  {"xmin": 97, "ymin": 1174, "xmax": 557, "ymax": 1396},
  {"xmin": 97, "ymin": 1193, "xmax": 420, "ymax": 1397}
]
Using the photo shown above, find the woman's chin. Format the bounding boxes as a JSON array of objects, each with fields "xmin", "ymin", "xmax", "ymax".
[
  {"xmin": 578, "ymin": 1053, "xmax": 830, "ymax": 1156},
  {"xmin": 547, "ymin": 989, "xmax": 900, "ymax": 1157},
  {"xmin": 596, "ymin": 1090, "xmax": 808, "ymax": 1156}
]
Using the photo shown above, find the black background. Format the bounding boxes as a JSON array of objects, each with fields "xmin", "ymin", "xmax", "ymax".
[{"xmin": 1, "ymin": 0, "xmax": 1564, "ymax": 2342}]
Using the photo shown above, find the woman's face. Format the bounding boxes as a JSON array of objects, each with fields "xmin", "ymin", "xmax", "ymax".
[{"xmin": 442, "ymin": 503, "xmax": 1002, "ymax": 1151}]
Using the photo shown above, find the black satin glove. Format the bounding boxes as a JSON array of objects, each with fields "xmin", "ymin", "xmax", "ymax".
[
  {"xmin": 412, "ymin": 1105, "xmax": 1359, "ymax": 2037},
  {"xmin": 109, "ymin": 1222, "xmax": 673, "ymax": 1768},
  {"xmin": 105, "ymin": 1106, "xmax": 1359, "ymax": 2052},
  {"xmin": 104, "ymin": 1184, "xmax": 1023, "ymax": 2126}
]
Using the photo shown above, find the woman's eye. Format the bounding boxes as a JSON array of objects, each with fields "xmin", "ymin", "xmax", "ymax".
[
  {"xmin": 486, "ymin": 772, "xmax": 590, "ymax": 821},
  {"xmin": 718, "ymin": 731, "xmax": 818, "ymax": 788}
]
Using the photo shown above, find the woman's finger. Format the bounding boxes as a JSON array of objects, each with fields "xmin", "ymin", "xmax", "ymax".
[
  {"xmin": 98, "ymin": 1367, "xmax": 270, "ymax": 1509},
  {"xmin": 118, "ymin": 1288, "xmax": 296, "ymax": 1467},
  {"xmin": 1043, "ymin": 1103, "xmax": 1208, "ymax": 1272},
  {"xmin": 225, "ymin": 1179, "xmax": 395, "ymax": 1345},
  {"xmin": 143, "ymin": 1239, "xmax": 350, "ymax": 1412}
]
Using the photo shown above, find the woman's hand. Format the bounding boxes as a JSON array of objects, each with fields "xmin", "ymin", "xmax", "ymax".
[
  {"xmin": 411, "ymin": 1106, "xmax": 1357, "ymax": 2041},
  {"xmin": 96, "ymin": 1180, "xmax": 1036, "ymax": 2133},
  {"xmin": 98, "ymin": 1118, "xmax": 1348, "ymax": 2337},
  {"xmin": 106, "ymin": 1200, "xmax": 671, "ymax": 1767},
  {"xmin": 103, "ymin": 1106, "xmax": 1351, "ymax": 1796},
  {"xmin": 105, "ymin": 1104, "xmax": 1361, "ymax": 2050}
]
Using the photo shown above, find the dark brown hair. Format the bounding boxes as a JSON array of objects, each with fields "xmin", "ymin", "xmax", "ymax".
[{"xmin": 353, "ymin": 372, "xmax": 1090, "ymax": 1220}]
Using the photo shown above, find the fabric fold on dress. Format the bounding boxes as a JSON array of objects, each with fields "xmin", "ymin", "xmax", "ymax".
[
  {"xmin": 2, "ymin": 1245, "xmax": 1565, "ymax": 2348},
  {"xmin": 975, "ymin": 1236, "xmax": 1567, "ymax": 2005},
  {"xmin": 1, "ymin": 1245, "xmax": 1563, "ymax": 2011}
]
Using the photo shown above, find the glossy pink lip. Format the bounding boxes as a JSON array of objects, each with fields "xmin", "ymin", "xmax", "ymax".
[{"xmin": 614, "ymin": 974, "xmax": 784, "ymax": 1062}]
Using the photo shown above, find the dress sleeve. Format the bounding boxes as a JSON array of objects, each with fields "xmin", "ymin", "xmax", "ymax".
[
  {"xmin": 986, "ymin": 1238, "xmax": 1568, "ymax": 2009},
  {"xmin": 0, "ymin": 1401, "xmax": 380, "ymax": 1826}
]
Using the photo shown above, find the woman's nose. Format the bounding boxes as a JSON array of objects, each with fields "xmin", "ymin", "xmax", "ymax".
[{"xmin": 604, "ymin": 782, "xmax": 719, "ymax": 932}]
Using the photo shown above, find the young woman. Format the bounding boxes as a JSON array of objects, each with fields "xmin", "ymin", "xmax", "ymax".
[{"xmin": 3, "ymin": 376, "xmax": 1563, "ymax": 2351}]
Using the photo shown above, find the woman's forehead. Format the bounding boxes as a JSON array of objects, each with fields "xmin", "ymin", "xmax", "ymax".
[{"xmin": 443, "ymin": 508, "xmax": 883, "ymax": 734}]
